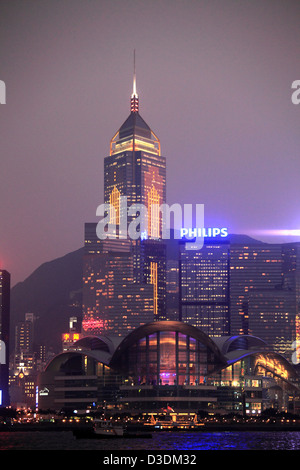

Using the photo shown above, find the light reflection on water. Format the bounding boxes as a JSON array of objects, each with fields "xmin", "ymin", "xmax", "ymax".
[{"xmin": 0, "ymin": 431, "xmax": 300, "ymax": 450}]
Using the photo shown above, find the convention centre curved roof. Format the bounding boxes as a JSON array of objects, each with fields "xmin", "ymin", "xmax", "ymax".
[{"xmin": 44, "ymin": 321, "xmax": 298, "ymax": 382}]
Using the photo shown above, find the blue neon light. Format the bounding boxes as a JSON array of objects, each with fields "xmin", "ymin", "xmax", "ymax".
[{"xmin": 180, "ymin": 227, "xmax": 228, "ymax": 238}]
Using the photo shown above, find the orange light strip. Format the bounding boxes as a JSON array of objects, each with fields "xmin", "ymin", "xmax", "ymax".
[{"xmin": 150, "ymin": 261, "xmax": 158, "ymax": 316}]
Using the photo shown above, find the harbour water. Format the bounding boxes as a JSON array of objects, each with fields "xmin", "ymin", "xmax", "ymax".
[{"xmin": 1, "ymin": 430, "xmax": 300, "ymax": 450}]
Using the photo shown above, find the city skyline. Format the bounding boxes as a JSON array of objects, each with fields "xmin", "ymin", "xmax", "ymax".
[
  {"xmin": 1, "ymin": 0, "xmax": 300, "ymax": 287},
  {"xmin": 2, "ymin": 2, "xmax": 300, "ymax": 451}
]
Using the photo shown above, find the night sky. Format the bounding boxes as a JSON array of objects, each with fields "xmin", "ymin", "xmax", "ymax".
[{"xmin": 1, "ymin": 0, "xmax": 300, "ymax": 285}]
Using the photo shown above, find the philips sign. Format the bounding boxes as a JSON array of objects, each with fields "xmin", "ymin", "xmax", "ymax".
[{"xmin": 181, "ymin": 227, "xmax": 228, "ymax": 239}]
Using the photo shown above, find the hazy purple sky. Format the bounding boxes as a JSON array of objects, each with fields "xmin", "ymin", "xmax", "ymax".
[{"xmin": 1, "ymin": 0, "xmax": 300, "ymax": 285}]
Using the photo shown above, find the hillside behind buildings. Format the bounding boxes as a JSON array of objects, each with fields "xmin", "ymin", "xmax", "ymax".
[{"xmin": 10, "ymin": 247, "xmax": 84, "ymax": 353}]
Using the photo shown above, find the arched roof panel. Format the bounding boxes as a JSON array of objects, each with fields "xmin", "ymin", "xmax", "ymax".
[
  {"xmin": 213, "ymin": 335, "xmax": 268, "ymax": 355},
  {"xmin": 45, "ymin": 349, "xmax": 112, "ymax": 372},
  {"xmin": 72, "ymin": 335, "xmax": 121, "ymax": 354}
]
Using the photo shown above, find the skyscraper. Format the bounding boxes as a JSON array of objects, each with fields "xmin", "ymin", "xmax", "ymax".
[
  {"xmin": 229, "ymin": 242, "xmax": 283, "ymax": 336},
  {"xmin": 179, "ymin": 239, "xmax": 230, "ymax": 337},
  {"xmin": 82, "ymin": 241, "xmax": 154, "ymax": 336},
  {"xmin": 282, "ymin": 242, "xmax": 300, "ymax": 303},
  {"xmin": 0, "ymin": 270, "xmax": 10, "ymax": 406},
  {"xmin": 229, "ymin": 240, "xmax": 299, "ymax": 360},
  {"xmin": 15, "ymin": 313, "xmax": 35, "ymax": 359},
  {"xmin": 82, "ymin": 58, "xmax": 167, "ymax": 335},
  {"xmin": 104, "ymin": 59, "xmax": 167, "ymax": 319},
  {"xmin": 244, "ymin": 289, "xmax": 296, "ymax": 358}
]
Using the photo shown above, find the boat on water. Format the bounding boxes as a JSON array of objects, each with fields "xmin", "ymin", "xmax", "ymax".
[
  {"xmin": 73, "ymin": 419, "xmax": 124, "ymax": 439},
  {"xmin": 147, "ymin": 412, "xmax": 204, "ymax": 430},
  {"xmin": 73, "ymin": 419, "xmax": 152, "ymax": 439},
  {"xmin": 93, "ymin": 419, "xmax": 124, "ymax": 437}
]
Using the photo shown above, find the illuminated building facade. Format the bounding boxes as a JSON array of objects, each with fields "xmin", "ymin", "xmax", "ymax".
[
  {"xmin": 229, "ymin": 241, "xmax": 299, "ymax": 361},
  {"xmin": 62, "ymin": 319, "xmax": 81, "ymax": 352},
  {"xmin": 82, "ymin": 239, "xmax": 154, "ymax": 336},
  {"xmin": 282, "ymin": 242, "xmax": 300, "ymax": 298},
  {"xmin": 282, "ymin": 243, "xmax": 300, "ymax": 358},
  {"xmin": 10, "ymin": 312, "xmax": 41, "ymax": 408},
  {"xmin": 38, "ymin": 321, "xmax": 299, "ymax": 415},
  {"xmin": 230, "ymin": 242, "xmax": 283, "ymax": 336},
  {"xmin": 166, "ymin": 259, "xmax": 180, "ymax": 321},
  {"xmin": 15, "ymin": 313, "xmax": 35, "ymax": 360},
  {"xmin": 62, "ymin": 313, "xmax": 82, "ymax": 351},
  {"xmin": 179, "ymin": 240, "xmax": 230, "ymax": 337},
  {"xmin": 138, "ymin": 239, "xmax": 166, "ymax": 319},
  {"xmin": 243, "ymin": 290, "xmax": 297, "ymax": 359},
  {"xmin": 0, "ymin": 269, "xmax": 10, "ymax": 406},
  {"xmin": 105, "ymin": 113, "xmax": 165, "ymax": 236}
]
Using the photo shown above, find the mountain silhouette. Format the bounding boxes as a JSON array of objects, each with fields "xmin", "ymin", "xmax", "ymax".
[{"xmin": 10, "ymin": 247, "xmax": 84, "ymax": 353}]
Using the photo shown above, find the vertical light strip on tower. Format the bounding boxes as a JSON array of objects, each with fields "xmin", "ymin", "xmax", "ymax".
[
  {"xmin": 150, "ymin": 261, "xmax": 158, "ymax": 316},
  {"xmin": 109, "ymin": 185, "xmax": 121, "ymax": 225},
  {"xmin": 148, "ymin": 185, "xmax": 160, "ymax": 238}
]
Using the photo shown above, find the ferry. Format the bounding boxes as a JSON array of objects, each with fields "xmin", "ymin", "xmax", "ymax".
[
  {"xmin": 73, "ymin": 418, "xmax": 152, "ymax": 439},
  {"xmin": 147, "ymin": 412, "xmax": 204, "ymax": 430},
  {"xmin": 93, "ymin": 419, "xmax": 124, "ymax": 437}
]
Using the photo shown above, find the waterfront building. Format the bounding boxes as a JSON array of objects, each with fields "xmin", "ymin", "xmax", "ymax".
[
  {"xmin": 0, "ymin": 269, "xmax": 10, "ymax": 406},
  {"xmin": 9, "ymin": 370, "xmax": 37, "ymax": 410},
  {"xmin": 10, "ymin": 312, "xmax": 38, "ymax": 409},
  {"xmin": 37, "ymin": 321, "xmax": 299, "ymax": 416}
]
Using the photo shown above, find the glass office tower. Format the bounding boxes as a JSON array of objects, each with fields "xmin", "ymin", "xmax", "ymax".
[
  {"xmin": 179, "ymin": 240, "xmax": 230, "ymax": 337},
  {"xmin": 82, "ymin": 249, "xmax": 154, "ymax": 336},
  {"xmin": 230, "ymin": 241, "xmax": 299, "ymax": 361}
]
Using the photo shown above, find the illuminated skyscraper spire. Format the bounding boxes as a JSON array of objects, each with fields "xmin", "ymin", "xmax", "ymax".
[
  {"xmin": 109, "ymin": 50, "xmax": 161, "ymax": 156},
  {"xmin": 131, "ymin": 50, "xmax": 139, "ymax": 113}
]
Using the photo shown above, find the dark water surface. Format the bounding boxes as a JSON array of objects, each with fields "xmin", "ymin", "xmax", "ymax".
[{"xmin": 0, "ymin": 430, "xmax": 300, "ymax": 450}]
